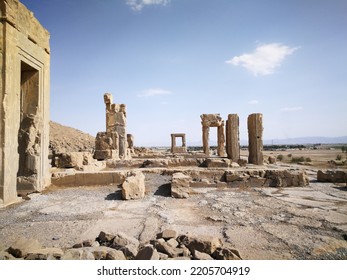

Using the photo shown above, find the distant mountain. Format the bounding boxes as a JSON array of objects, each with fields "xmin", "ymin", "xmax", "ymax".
[{"xmin": 263, "ymin": 136, "xmax": 347, "ymax": 145}]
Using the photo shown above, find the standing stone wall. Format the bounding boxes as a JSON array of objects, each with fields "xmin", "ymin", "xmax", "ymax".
[{"xmin": 0, "ymin": 0, "xmax": 50, "ymax": 205}]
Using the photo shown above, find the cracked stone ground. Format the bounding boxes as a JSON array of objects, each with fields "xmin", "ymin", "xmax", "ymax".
[{"xmin": 0, "ymin": 173, "xmax": 346, "ymax": 259}]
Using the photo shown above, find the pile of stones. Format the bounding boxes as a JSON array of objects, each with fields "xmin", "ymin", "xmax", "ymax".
[{"xmin": 0, "ymin": 229, "xmax": 241, "ymax": 260}]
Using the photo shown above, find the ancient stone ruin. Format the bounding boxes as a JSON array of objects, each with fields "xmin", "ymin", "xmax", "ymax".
[
  {"xmin": 247, "ymin": 113, "xmax": 263, "ymax": 165},
  {"xmin": 171, "ymin": 133, "xmax": 187, "ymax": 153},
  {"xmin": 201, "ymin": 114, "xmax": 226, "ymax": 157},
  {"xmin": 94, "ymin": 93, "xmax": 131, "ymax": 160},
  {"xmin": 201, "ymin": 113, "xmax": 263, "ymax": 165},
  {"xmin": 0, "ymin": 0, "xmax": 51, "ymax": 206},
  {"xmin": 226, "ymin": 114, "xmax": 240, "ymax": 162}
]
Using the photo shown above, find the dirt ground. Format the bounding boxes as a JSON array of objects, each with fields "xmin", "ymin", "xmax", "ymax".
[{"xmin": 0, "ymin": 164, "xmax": 346, "ymax": 260}]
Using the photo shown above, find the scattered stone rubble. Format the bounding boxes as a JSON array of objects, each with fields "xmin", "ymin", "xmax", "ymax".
[{"xmin": 0, "ymin": 230, "xmax": 241, "ymax": 260}]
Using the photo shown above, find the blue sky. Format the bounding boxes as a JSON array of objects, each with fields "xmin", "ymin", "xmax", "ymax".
[{"xmin": 22, "ymin": 0, "xmax": 347, "ymax": 146}]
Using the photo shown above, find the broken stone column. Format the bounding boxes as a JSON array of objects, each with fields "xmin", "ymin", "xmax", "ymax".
[
  {"xmin": 94, "ymin": 94, "xmax": 131, "ymax": 160},
  {"xmin": 217, "ymin": 124, "xmax": 226, "ymax": 157},
  {"xmin": 115, "ymin": 104, "xmax": 127, "ymax": 159},
  {"xmin": 226, "ymin": 114, "xmax": 240, "ymax": 162},
  {"xmin": 247, "ymin": 113, "xmax": 263, "ymax": 165},
  {"xmin": 202, "ymin": 126, "xmax": 210, "ymax": 156}
]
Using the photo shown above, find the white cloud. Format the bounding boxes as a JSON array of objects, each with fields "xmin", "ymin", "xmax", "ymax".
[
  {"xmin": 126, "ymin": 0, "xmax": 170, "ymax": 11},
  {"xmin": 137, "ymin": 88, "xmax": 172, "ymax": 97},
  {"xmin": 226, "ymin": 43, "xmax": 300, "ymax": 76},
  {"xmin": 248, "ymin": 100, "xmax": 259, "ymax": 105},
  {"xmin": 281, "ymin": 106, "xmax": 303, "ymax": 112}
]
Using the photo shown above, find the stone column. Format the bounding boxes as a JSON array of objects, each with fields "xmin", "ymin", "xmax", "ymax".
[
  {"xmin": 202, "ymin": 126, "xmax": 210, "ymax": 156},
  {"xmin": 248, "ymin": 113, "xmax": 263, "ymax": 165},
  {"xmin": 182, "ymin": 135, "xmax": 186, "ymax": 148},
  {"xmin": 217, "ymin": 124, "xmax": 226, "ymax": 157},
  {"xmin": 226, "ymin": 114, "xmax": 240, "ymax": 161},
  {"xmin": 171, "ymin": 134, "xmax": 176, "ymax": 153}
]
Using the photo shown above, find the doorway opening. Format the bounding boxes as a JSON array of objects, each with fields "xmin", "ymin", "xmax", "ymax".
[{"xmin": 17, "ymin": 61, "xmax": 40, "ymax": 192}]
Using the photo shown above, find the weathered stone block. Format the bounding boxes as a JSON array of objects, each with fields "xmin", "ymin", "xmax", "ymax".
[
  {"xmin": 171, "ymin": 172, "xmax": 191, "ymax": 199},
  {"xmin": 7, "ymin": 238, "xmax": 43, "ymax": 258},
  {"xmin": 204, "ymin": 158, "xmax": 231, "ymax": 168},
  {"xmin": 264, "ymin": 170, "xmax": 309, "ymax": 187},
  {"xmin": 121, "ymin": 171, "xmax": 146, "ymax": 200},
  {"xmin": 317, "ymin": 170, "xmax": 347, "ymax": 183}
]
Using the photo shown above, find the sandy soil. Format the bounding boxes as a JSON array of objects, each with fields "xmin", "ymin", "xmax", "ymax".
[{"xmin": 1, "ymin": 169, "xmax": 346, "ymax": 260}]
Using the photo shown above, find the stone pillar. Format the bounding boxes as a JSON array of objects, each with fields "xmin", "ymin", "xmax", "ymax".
[
  {"xmin": 171, "ymin": 134, "xmax": 176, "ymax": 153},
  {"xmin": 248, "ymin": 113, "xmax": 263, "ymax": 165},
  {"xmin": 182, "ymin": 135, "xmax": 186, "ymax": 148},
  {"xmin": 217, "ymin": 124, "xmax": 226, "ymax": 157},
  {"xmin": 202, "ymin": 126, "xmax": 210, "ymax": 156},
  {"xmin": 226, "ymin": 114, "xmax": 240, "ymax": 162}
]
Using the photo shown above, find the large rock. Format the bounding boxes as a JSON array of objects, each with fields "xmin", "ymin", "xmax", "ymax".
[
  {"xmin": 135, "ymin": 245, "xmax": 160, "ymax": 260},
  {"xmin": 111, "ymin": 232, "xmax": 139, "ymax": 259},
  {"xmin": 152, "ymin": 238, "xmax": 181, "ymax": 258},
  {"xmin": 97, "ymin": 231, "xmax": 115, "ymax": 246},
  {"xmin": 317, "ymin": 170, "xmax": 347, "ymax": 183},
  {"xmin": 193, "ymin": 250, "xmax": 214, "ymax": 260},
  {"xmin": 212, "ymin": 247, "xmax": 242, "ymax": 260},
  {"xmin": 171, "ymin": 172, "xmax": 191, "ymax": 199},
  {"xmin": 87, "ymin": 246, "xmax": 126, "ymax": 260},
  {"xmin": 121, "ymin": 171, "xmax": 146, "ymax": 200},
  {"xmin": 177, "ymin": 235, "xmax": 223, "ymax": 255},
  {"xmin": 25, "ymin": 248, "xmax": 64, "ymax": 260},
  {"xmin": 7, "ymin": 238, "xmax": 43, "ymax": 258},
  {"xmin": 61, "ymin": 248, "xmax": 95, "ymax": 260}
]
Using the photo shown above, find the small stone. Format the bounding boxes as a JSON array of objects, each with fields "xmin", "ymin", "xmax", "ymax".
[
  {"xmin": 157, "ymin": 229, "xmax": 177, "ymax": 240},
  {"xmin": 193, "ymin": 250, "xmax": 213, "ymax": 260}
]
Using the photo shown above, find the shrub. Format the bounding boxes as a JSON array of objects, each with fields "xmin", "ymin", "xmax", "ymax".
[
  {"xmin": 336, "ymin": 154, "xmax": 343, "ymax": 161},
  {"xmin": 277, "ymin": 154, "xmax": 284, "ymax": 161},
  {"xmin": 291, "ymin": 156, "xmax": 305, "ymax": 163},
  {"xmin": 305, "ymin": 157, "xmax": 312, "ymax": 162},
  {"xmin": 287, "ymin": 153, "xmax": 292, "ymax": 158}
]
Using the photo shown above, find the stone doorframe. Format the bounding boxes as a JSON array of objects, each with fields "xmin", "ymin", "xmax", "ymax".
[
  {"xmin": 171, "ymin": 133, "xmax": 187, "ymax": 153},
  {"xmin": 200, "ymin": 114, "xmax": 225, "ymax": 157}
]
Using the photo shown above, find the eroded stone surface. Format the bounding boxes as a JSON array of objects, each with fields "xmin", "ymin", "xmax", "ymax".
[
  {"xmin": 171, "ymin": 172, "xmax": 191, "ymax": 198},
  {"xmin": 122, "ymin": 171, "xmax": 146, "ymax": 200}
]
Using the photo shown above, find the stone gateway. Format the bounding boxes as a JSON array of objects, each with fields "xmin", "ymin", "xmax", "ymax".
[{"xmin": 0, "ymin": 0, "xmax": 51, "ymax": 206}]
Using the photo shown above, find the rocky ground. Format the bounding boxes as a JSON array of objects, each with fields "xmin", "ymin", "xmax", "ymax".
[{"xmin": 0, "ymin": 170, "xmax": 346, "ymax": 260}]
